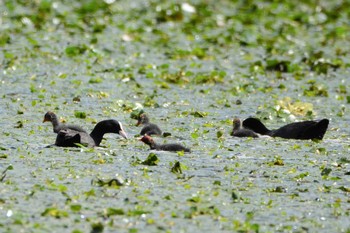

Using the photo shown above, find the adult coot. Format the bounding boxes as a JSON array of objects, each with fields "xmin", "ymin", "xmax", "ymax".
[
  {"xmin": 43, "ymin": 111, "xmax": 86, "ymax": 133},
  {"xmin": 242, "ymin": 117, "xmax": 329, "ymax": 140},
  {"xmin": 55, "ymin": 119, "xmax": 128, "ymax": 147},
  {"xmin": 231, "ymin": 117, "xmax": 259, "ymax": 138},
  {"xmin": 140, "ymin": 135, "xmax": 190, "ymax": 152},
  {"xmin": 136, "ymin": 113, "xmax": 162, "ymax": 136}
]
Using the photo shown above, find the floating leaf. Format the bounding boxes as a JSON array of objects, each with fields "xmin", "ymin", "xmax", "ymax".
[
  {"xmin": 65, "ymin": 45, "xmax": 88, "ymax": 57},
  {"xmin": 14, "ymin": 121, "xmax": 23, "ymax": 128},
  {"xmin": 0, "ymin": 33, "xmax": 10, "ymax": 46},
  {"xmin": 0, "ymin": 165, "xmax": 13, "ymax": 182},
  {"xmin": 216, "ymin": 130, "xmax": 224, "ymax": 139},
  {"xmin": 277, "ymin": 97, "xmax": 313, "ymax": 116},
  {"xmin": 72, "ymin": 230, "xmax": 83, "ymax": 233},
  {"xmin": 41, "ymin": 207, "xmax": 69, "ymax": 218},
  {"xmin": 321, "ymin": 168, "xmax": 332, "ymax": 176},
  {"xmin": 30, "ymin": 83, "xmax": 38, "ymax": 93},
  {"xmin": 338, "ymin": 85, "xmax": 347, "ymax": 94},
  {"xmin": 171, "ymin": 161, "xmax": 182, "ymax": 174},
  {"xmin": 84, "ymin": 189, "xmax": 96, "ymax": 198},
  {"xmin": 74, "ymin": 111, "xmax": 87, "ymax": 119},
  {"xmin": 339, "ymin": 157, "xmax": 350, "ymax": 164},
  {"xmin": 156, "ymin": 4, "xmax": 184, "ymax": 23},
  {"xmin": 58, "ymin": 73, "xmax": 67, "ymax": 79},
  {"xmin": 89, "ymin": 78, "xmax": 103, "ymax": 84},
  {"xmin": 266, "ymin": 59, "xmax": 291, "ymax": 72},
  {"xmin": 346, "ymin": 96, "xmax": 350, "ymax": 104},
  {"xmin": 316, "ymin": 147, "xmax": 327, "ymax": 155},
  {"xmin": 193, "ymin": 70, "xmax": 225, "ymax": 84},
  {"xmin": 303, "ymin": 82, "xmax": 328, "ymax": 97},
  {"xmin": 162, "ymin": 132, "xmax": 171, "ymax": 137},
  {"xmin": 130, "ymin": 109, "xmax": 144, "ymax": 120},
  {"xmin": 128, "ymin": 228, "xmax": 138, "ymax": 233},
  {"xmin": 273, "ymin": 157, "xmax": 284, "ymax": 166},
  {"xmin": 141, "ymin": 153, "xmax": 159, "ymax": 166},
  {"xmin": 270, "ymin": 186, "xmax": 287, "ymax": 193},
  {"xmin": 187, "ymin": 196, "xmax": 201, "ymax": 203},
  {"xmin": 232, "ymin": 190, "xmax": 239, "ymax": 202},
  {"xmin": 70, "ymin": 204, "xmax": 82, "ymax": 212},
  {"xmin": 191, "ymin": 132, "xmax": 199, "ymax": 139},
  {"xmin": 105, "ymin": 208, "xmax": 125, "ymax": 217},
  {"xmin": 190, "ymin": 111, "xmax": 208, "ymax": 118},
  {"xmin": 94, "ymin": 178, "xmax": 124, "ymax": 187},
  {"xmin": 127, "ymin": 209, "xmax": 151, "ymax": 217},
  {"xmin": 213, "ymin": 180, "xmax": 221, "ymax": 186},
  {"xmin": 338, "ymin": 186, "xmax": 350, "ymax": 192},
  {"xmin": 73, "ymin": 96, "xmax": 81, "ymax": 102},
  {"xmin": 293, "ymin": 172, "xmax": 309, "ymax": 180},
  {"xmin": 177, "ymin": 150, "xmax": 185, "ymax": 156},
  {"xmin": 91, "ymin": 222, "xmax": 104, "ymax": 233}
]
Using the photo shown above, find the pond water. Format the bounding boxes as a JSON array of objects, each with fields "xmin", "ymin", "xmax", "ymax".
[{"xmin": 1, "ymin": 1, "xmax": 350, "ymax": 232}]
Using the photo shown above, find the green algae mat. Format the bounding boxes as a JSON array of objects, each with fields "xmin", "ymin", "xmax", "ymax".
[{"xmin": 0, "ymin": 1, "xmax": 350, "ymax": 232}]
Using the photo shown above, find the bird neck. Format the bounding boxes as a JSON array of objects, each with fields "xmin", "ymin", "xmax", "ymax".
[
  {"xmin": 233, "ymin": 121, "xmax": 241, "ymax": 131},
  {"xmin": 150, "ymin": 143, "xmax": 158, "ymax": 150},
  {"xmin": 243, "ymin": 118, "xmax": 270, "ymax": 135},
  {"xmin": 142, "ymin": 117, "xmax": 150, "ymax": 124},
  {"xmin": 50, "ymin": 115, "xmax": 61, "ymax": 132},
  {"xmin": 146, "ymin": 140, "xmax": 158, "ymax": 149},
  {"xmin": 90, "ymin": 129, "xmax": 105, "ymax": 146}
]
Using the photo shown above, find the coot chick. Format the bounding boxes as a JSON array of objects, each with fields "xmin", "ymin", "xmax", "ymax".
[
  {"xmin": 242, "ymin": 117, "xmax": 329, "ymax": 140},
  {"xmin": 55, "ymin": 119, "xmax": 128, "ymax": 147},
  {"xmin": 136, "ymin": 113, "xmax": 162, "ymax": 136},
  {"xmin": 43, "ymin": 111, "xmax": 86, "ymax": 133},
  {"xmin": 231, "ymin": 117, "xmax": 259, "ymax": 138},
  {"xmin": 140, "ymin": 135, "xmax": 190, "ymax": 152}
]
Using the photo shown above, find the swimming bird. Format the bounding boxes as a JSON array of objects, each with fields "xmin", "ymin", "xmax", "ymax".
[
  {"xmin": 136, "ymin": 113, "xmax": 162, "ymax": 136},
  {"xmin": 55, "ymin": 119, "xmax": 128, "ymax": 147},
  {"xmin": 43, "ymin": 111, "xmax": 86, "ymax": 133},
  {"xmin": 242, "ymin": 117, "xmax": 329, "ymax": 140},
  {"xmin": 140, "ymin": 135, "xmax": 190, "ymax": 152},
  {"xmin": 231, "ymin": 117, "xmax": 259, "ymax": 138}
]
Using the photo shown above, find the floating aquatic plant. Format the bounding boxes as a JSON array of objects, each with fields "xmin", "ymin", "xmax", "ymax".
[{"xmin": 276, "ymin": 97, "xmax": 314, "ymax": 117}]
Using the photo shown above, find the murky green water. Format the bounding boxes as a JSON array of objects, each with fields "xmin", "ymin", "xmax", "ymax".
[{"xmin": 1, "ymin": 1, "xmax": 350, "ymax": 232}]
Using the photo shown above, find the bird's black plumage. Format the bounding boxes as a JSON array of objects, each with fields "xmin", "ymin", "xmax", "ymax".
[{"xmin": 242, "ymin": 118, "xmax": 329, "ymax": 140}]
